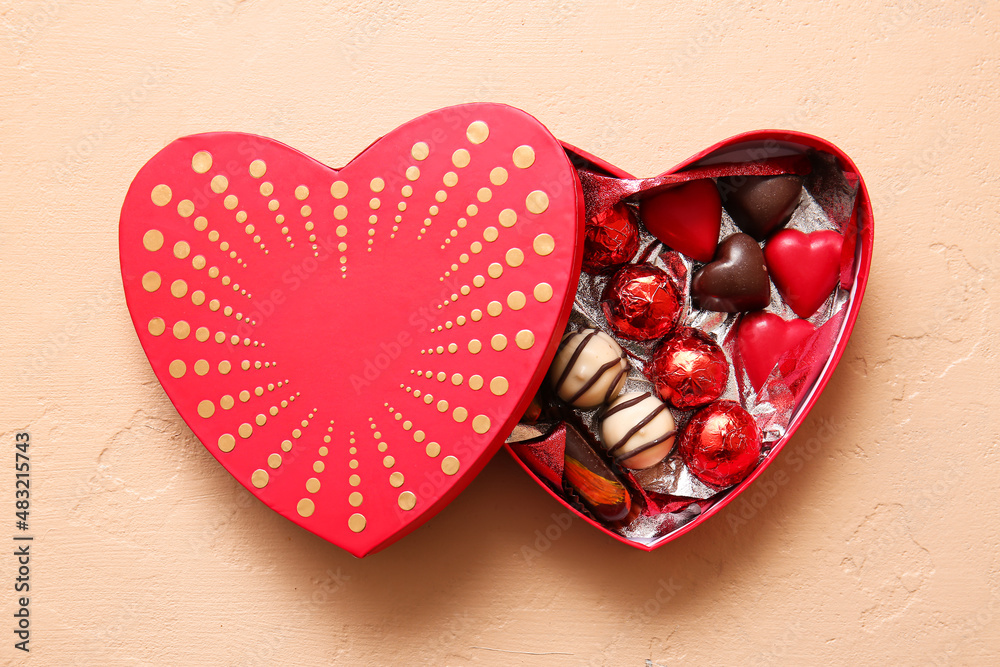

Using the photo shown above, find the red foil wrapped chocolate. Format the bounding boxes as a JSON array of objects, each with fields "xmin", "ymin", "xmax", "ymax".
[
  {"xmin": 648, "ymin": 328, "xmax": 729, "ymax": 409},
  {"xmin": 582, "ymin": 203, "xmax": 640, "ymax": 274},
  {"xmin": 678, "ymin": 400, "xmax": 761, "ymax": 488},
  {"xmin": 600, "ymin": 264, "xmax": 682, "ymax": 341}
]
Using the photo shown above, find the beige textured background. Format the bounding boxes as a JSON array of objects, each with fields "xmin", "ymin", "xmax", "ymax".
[{"xmin": 2, "ymin": 0, "xmax": 998, "ymax": 664}]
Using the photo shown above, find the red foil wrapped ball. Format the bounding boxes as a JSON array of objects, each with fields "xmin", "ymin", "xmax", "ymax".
[
  {"xmin": 600, "ymin": 264, "xmax": 682, "ymax": 341},
  {"xmin": 582, "ymin": 203, "xmax": 640, "ymax": 274},
  {"xmin": 678, "ymin": 400, "xmax": 761, "ymax": 488},
  {"xmin": 648, "ymin": 328, "xmax": 729, "ymax": 409}
]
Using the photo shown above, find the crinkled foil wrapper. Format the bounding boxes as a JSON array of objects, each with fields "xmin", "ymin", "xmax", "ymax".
[{"xmin": 512, "ymin": 152, "xmax": 859, "ymax": 546}]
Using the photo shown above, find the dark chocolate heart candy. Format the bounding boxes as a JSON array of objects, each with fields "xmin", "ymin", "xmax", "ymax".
[
  {"xmin": 691, "ymin": 233, "xmax": 770, "ymax": 312},
  {"xmin": 717, "ymin": 174, "xmax": 803, "ymax": 240}
]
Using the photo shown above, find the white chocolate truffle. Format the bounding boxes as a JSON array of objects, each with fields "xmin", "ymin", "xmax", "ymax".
[
  {"xmin": 600, "ymin": 392, "xmax": 676, "ymax": 469},
  {"xmin": 548, "ymin": 329, "xmax": 629, "ymax": 409}
]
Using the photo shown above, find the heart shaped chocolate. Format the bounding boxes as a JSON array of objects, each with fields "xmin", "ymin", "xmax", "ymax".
[
  {"xmin": 764, "ymin": 229, "xmax": 843, "ymax": 318},
  {"xmin": 737, "ymin": 311, "xmax": 817, "ymax": 391},
  {"xmin": 119, "ymin": 104, "xmax": 582, "ymax": 557},
  {"xmin": 717, "ymin": 174, "xmax": 803, "ymax": 240},
  {"xmin": 691, "ymin": 233, "xmax": 770, "ymax": 312},
  {"xmin": 639, "ymin": 179, "xmax": 721, "ymax": 262}
]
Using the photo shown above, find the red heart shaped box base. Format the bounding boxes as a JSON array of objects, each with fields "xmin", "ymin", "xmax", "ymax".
[
  {"xmin": 507, "ymin": 130, "xmax": 873, "ymax": 551},
  {"xmin": 120, "ymin": 104, "xmax": 583, "ymax": 557}
]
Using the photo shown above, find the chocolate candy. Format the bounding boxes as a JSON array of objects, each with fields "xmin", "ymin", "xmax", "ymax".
[
  {"xmin": 600, "ymin": 392, "xmax": 676, "ymax": 470},
  {"xmin": 648, "ymin": 328, "xmax": 729, "ymax": 409},
  {"xmin": 678, "ymin": 400, "xmax": 761, "ymax": 487},
  {"xmin": 562, "ymin": 422, "xmax": 633, "ymax": 523},
  {"xmin": 639, "ymin": 179, "xmax": 722, "ymax": 262},
  {"xmin": 582, "ymin": 202, "xmax": 640, "ymax": 274},
  {"xmin": 601, "ymin": 263, "xmax": 682, "ymax": 340},
  {"xmin": 764, "ymin": 228, "xmax": 843, "ymax": 318},
  {"xmin": 691, "ymin": 233, "xmax": 770, "ymax": 312},
  {"xmin": 548, "ymin": 329, "xmax": 629, "ymax": 409},
  {"xmin": 717, "ymin": 174, "xmax": 803, "ymax": 241}
]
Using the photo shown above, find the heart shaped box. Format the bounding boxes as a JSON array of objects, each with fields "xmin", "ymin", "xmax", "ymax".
[
  {"xmin": 505, "ymin": 130, "xmax": 874, "ymax": 551},
  {"xmin": 120, "ymin": 103, "xmax": 586, "ymax": 557}
]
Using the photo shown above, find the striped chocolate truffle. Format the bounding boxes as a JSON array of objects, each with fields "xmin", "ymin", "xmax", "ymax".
[
  {"xmin": 600, "ymin": 392, "xmax": 676, "ymax": 469},
  {"xmin": 547, "ymin": 329, "xmax": 629, "ymax": 409}
]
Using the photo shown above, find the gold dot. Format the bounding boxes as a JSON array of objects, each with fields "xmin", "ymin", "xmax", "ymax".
[
  {"xmin": 281, "ymin": 439, "xmax": 292, "ymax": 452},
  {"xmin": 168, "ymin": 360, "xmax": 186, "ymax": 378},
  {"xmin": 218, "ymin": 434, "xmax": 236, "ymax": 452},
  {"xmin": 498, "ymin": 209, "xmax": 517, "ymax": 228},
  {"xmin": 305, "ymin": 477, "xmax": 320, "ymax": 493},
  {"xmin": 194, "ymin": 360, "xmax": 210, "ymax": 376},
  {"xmin": 451, "ymin": 373, "xmax": 463, "ymax": 385},
  {"xmin": 177, "ymin": 199, "xmax": 194, "ymax": 217},
  {"xmin": 434, "ymin": 190, "xmax": 447, "ymax": 203},
  {"xmin": 513, "ymin": 145, "xmax": 535, "ymax": 168},
  {"xmin": 192, "ymin": 255, "xmax": 206, "ymax": 270},
  {"xmin": 250, "ymin": 470, "xmax": 268, "ymax": 488},
  {"xmin": 389, "ymin": 472, "xmax": 404, "ymax": 488},
  {"xmin": 142, "ymin": 229, "xmax": 164, "ymax": 251},
  {"xmin": 224, "ymin": 195, "xmax": 238, "ymax": 209},
  {"xmin": 255, "ymin": 413, "xmax": 267, "ymax": 426},
  {"xmin": 172, "ymin": 320, "xmax": 190, "ymax": 339},
  {"xmin": 472, "ymin": 415, "xmax": 491, "ymax": 434},
  {"xmin": 490, "ymin": 376, "xmax": 509, "ymax": 395},
  {"xmin": 406, "ymin": 166, "xmax": 420, "ymax": 181},
  {"xmin": 369, "ymin": 197, "xmax": 381, "ymax": 210},
  {"xmin": 170, "ymin": 279, "xmax": 188, "ymax": 298},
  {"xmin": 383, "ymin": 455, "xmax": 395, "ymax": 468},
  {"xmin": 443, "ymin": 171, "xmax": 459, "ymax": 187},
  {"xmin": 248, "ymin": 159, "xmax": 266, "ymax": 178},
  {"xmin": 491, "ymin": 334, "xmax": 508, "ymax": 351},
  {"xmin": 396, "ymin": 491, "xmax": 416, "ymax": 511},
  {"xmin": 348, "ymin": 513, "xmax": 367, "ymax": 532},
  {"xmin": 349, "ymin": 474, "xmax": 361, "ymax": 486},
  {"xmin": 505, "ymin": 248, "xmax": 524, "ymax": 267},
  {"xmin": 471, "ymin": 241, "xmax": 483, "ymax": 254},
  {"xmin": 334, "ymin": 206, "xmax": 348, "ymax": 220},
  {"xmin": 473, "ymin": 275, "xmax": 486, "ymax": 287},
  {"xmin": 147, "ymin": 318, "xmax": 165, "ymax": 336},
  {"xmin": 467, "ymin": 204, "xmax": 479, "ymax": 216},
  {"xmin": 447, "ymin": 343, "xmax": 457, "ymax": 354},
  {"xmin": 197, "ymin": 400, "xmax": 215, "ymax": 418},
  {"xmin": 411, "ymin": 142, "xmax": 430, "ymax": 160},
  {"xmin": 426, "ymin": 442, "xmax": 441, "ymax": 457},
  {"xmin": 487, "ymin": 301, "xmax": 502, "ymax": 317},
  {"xmin": 516, "ymin": 330, "xmax": 535, "ymax": 349},
  {"xmin": 298, "ymin": 498, "xmax": 316, "ymax": 517},
  {"xmin": 294, "ymin": 185, "xmax": 309, "ymax": 200},
  {"xmin": 453, "ymin": 407, "xmax": 468, "ymax": 422},
  {"xmin": 210, "ymin": 175, "xmax": 228, "ymax": 194},
  {"xmin": 471, "ymin": 309, "xmax": 483, "ymax": 322},
  {"xmin": 526, "ymin": 190, "xmax": 549, "ymax": 214},
  {"xmin": 192, "ymin": 151, "xmax": 213, "ymax": 173},
  {"xmin": 141, "ymin": 271, "xmax": 161, "ymax": 292},
  {"xmin": 452, "ymin": 148, "xmax": 470, "ymax": 168},
  {"xmin": 437, "ymin": 400, "xmax": 449, "ymax": 412},
  {"xmin": 469, "ymin": 375, "xmax": 484, "ymax": 391},
  {"xmin": 331, "ymin": 180, "xmax": 349, "ymax": 198},
  {"xmin": 220, "ymin": 395, "xmax": 234, "ymax": 410},
  {"xmin": 194, "ymin": 325, "xmax": 209, "ymax": 341},
  {"xmin": 238, "ymin": 423, "xmax": 253, "ymax": 439},
  {"xmin": 348, "ymin": 492, "xmax": 363, "ymax": 507},
  {"xmin": 477, "ymin": 187, "xmax": 492, "ymax": 203},
  {"xmin": 467, "ymin": 120, "xmax": 489, "ymax": 144},
  {"xmin": 239, "ymin": 390, "xmax": 250, "ymax": 401},
  {"xmin": 508, "ymin": 291, "xmax": 526, "ymax": 310},
  {"xmin": 468, "ymin": 339, "xmax": 482, "ymax": 354},
  {"xmin": 441, "ymin": 456, "xmax": 460, "ymax": 475},
  {"xmin": 151, "ymin": 184, "xmax": 172, "ymax": 206},
  {"xmin": 172, "ymin": 240, "xmax": 191, "ymax": 259},
  {"xmin": 530, "ymin": 235, "xmax": 555, "ymax": 258},
  {"xmin": 483, "ymin": 226, "xmax": 499, "ymax": 242},
  {"xmin": 534, "ymin": 282, "xmax": 553, "ymax": 302},
  {"xmin": 215, "ymin": 360, "xmax": 231, "ymax": 376},
  {"xmin": 368, "ymin": 177, "xmax": 385, "ymax": 193},
  {"xmin": 260, "ymin": 182, "xmax": 274, "ymax": 196}
]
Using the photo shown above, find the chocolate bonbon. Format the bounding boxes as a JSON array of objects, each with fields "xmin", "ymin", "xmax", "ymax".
[
  {"xmin": 563, "ymin": 422, "xmax": 633, "ymax": 523},
  {"xmin": 600, "ymin": 392, "xmax": 677, "ymax": 470},
  {"xmin": 678, "ymin": 400, "xmax": 761, "ymax": 488},
  {"xmin": 600, "ymin": 263, "xmax": 682, "ymax": 340},
  {"xmin": 582, "ymin": 202, "xmax": 640, "ymax": 274},
  {"xmin": 647, "ymin": 328, "xmax": 729, "ymax": 409},
  {"xmin": 548, "ymin": 329, "xmax": 629, "ymax": 409},
  {"xmin": 691, "ymin": 233, "xmax": 770, "ymax": 312},
  {"xmin": 717, "ymin": 174, "xmax": 803, "ymax": 241}
]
